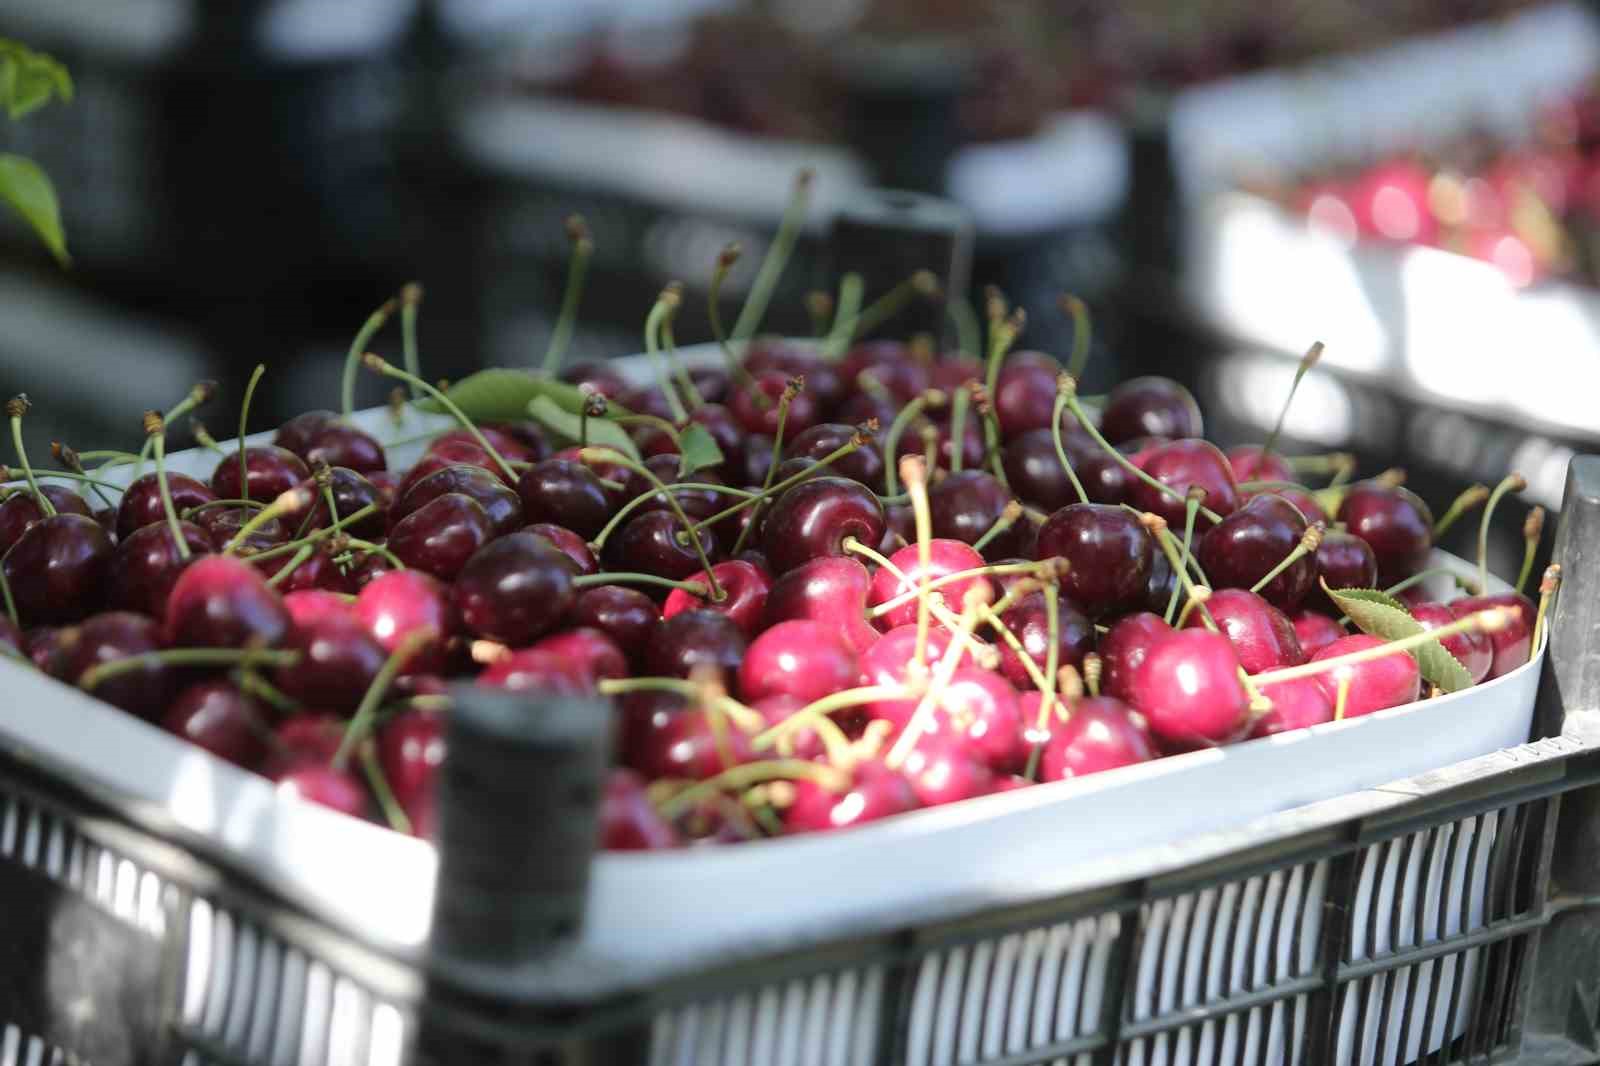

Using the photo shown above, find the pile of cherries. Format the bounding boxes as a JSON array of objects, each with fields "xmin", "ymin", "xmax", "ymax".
[{"xmin": 0, "ymin": 281, "xmax": 1547, "ymax": 852}]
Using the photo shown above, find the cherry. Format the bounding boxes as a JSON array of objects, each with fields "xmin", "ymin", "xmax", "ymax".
[
  {"xmin": 1449, "ymin": 593, "xmax": 1534, "ymax": 679},
  {"xmin": 878, "ymin": 665, "xmax": 1026, "ymax": 773},
  {"xmin": 1185, "ymin": 588, "xmax": 1305, "ymax": 673},
  {"xmin": 686, "ymin": 403, "xmax": 746, "ymax": 474},
  {"xmin": 620, "ymin": 695, "xmax": 752, "ymax": 780},
  {"xmin": 786, "ymin": 423, "xmax": 885, "ymax": 491},
  {"xmin": 387, "ymin": 493, "xmax": 494, "ymax": 580},
  {"xmin": 304, "ymin": 424, "xmax": 385, "ymax": 476},
  {"xmin": 268, "ymin": 713, "xmax": 346, "ymax": 770},
  {"xmin": 739, "ymin": 620, "xmax": 857, "ymax": 704},
  {"xmin": 868, "ymin": 539, "xmax": 990, "ymax": 629},
  {"xmin": 24, "ymin": 626, "xmax": 73, "ymax": 677},
  {"xmin": 1197, "ymin": 493, "xmax": 1315, "ymax": 610},
  {"xmin": 644, "ymin": 609, "xmax": 747, "ymax": 686},
  {"xmin": 662, "ymin": 559, "xmax": 771, "ymax": 636},
  {"xmin": 1126, "ymin": 628, "xmax": 1250, "ymax": 748},
  {"xmin": 599, "ymin": 769, "xmax": 679, "ymax": 850},
  {"xmin": 1249, "ymin": 676, "xmax": 1333, "ymax": 738},
  {"xmin": 603, "ymin": 510, "xmax": 721, "ymax": 583},
  {"xmin": 891, "ymin": 416, "xmax": 985, "ymax": 475},
  {"xmin": 273, "ymin": 614, "xmax": 387, "ymax": 713},
  {"xmin": 63, "ymin": 611, "xmax": 176, "ymax": 720},
  {"xmin": 273, "ymin": 765, "xmax": 370, "ymax": 819},
  {"xmin": 354, "ymin": 569, "xmax": 455, "ymax": 674},
  {"xmin": 729, "ymin": 369, "xmax": 819, "ymax": 436},
  {"xmin": 1307, "ymin": 529, "xmax": 1379, "ymax": 614},
  {"xmin": 392, "ymin": 464, "xmax": 523, "ymax": 540},
  {"xmin": 690, "ymin": 368, "xmax": 732, "ymax": 407},
  {"xmin": 210, "ymin": 445, "xmax": 311, "ymax": 505},
  {"xmin": 488, "ymin": 420, "xmax": 551, "ymax": 460},
  {"xmin": 1002, "ymin": 429, "xmax": 1081, "ymax": 512},
  {"xmin": 1309, "ymin": 634, "xmax": 1421, "ymax": 716},
  {"xmin": 879, "ymin": 502, "xmax": 913, "ymax": 553},
  {"xmin": 1100, "ymin": 376, "xmax": 1203, "ymax": 444},
  {"xmin": 115, "ymin": 473, "xmax": 210, "ymax": 542},
  {"xmin": 1411, "ymin": 601, "xmax": 1492, "ymax": 684},
  {"xmin": 109, "ymin": 520, "xmax": 212, "ymax": 618},
  {"xmin": 162, "ymin": 682, "xmax": 270, "ymax": 768},
  {"xmin": 929, "ymin": 353, "xmax": 984, "ymax": 392},
  {"xmin": 839, "ymin": 341, "xmax": 928, "ymax": 400},
  {"xmin": 928, "ymin": 471, "xmax": 1025, "ymax": 557},
  {"xmin": 621, "ymin": 456, "xmax": 730, "ymax": 520},
  {"xmin": 749, "ymin": 342, "xmax": 845, "ymax": 409},
  {"xmin": 429, "ymin": 426, "xmax": 539, "ymax": 465},
  {"xmin": 568, "ymin": 585, "xmax": 659, "ymax": 665},
  {"xmin": 283, "ymin": 589, "xmax": 353, "ymax": 629},
  {"xmin": 163, "ymin": 554, "xmax": 289, "ymax": 648},
  {"xmin": 303, "ymin": 467, "xmax": 388, "ymax": 539},
  {"xmin": 1226, "ymin": 446, "xmax": 1294, "ymax": 484},
  {"xmin": 1290, "ymin": 609, "xmax": 1346, "ymax": 658},
  {"xmin": 1034, "ymin": 503, "xmax": 1153, "ymax": 618},
  {"xmin": 550, "ymin": 447, "xmax": 631, "ymax": 500},
  {"xmin": 753, "ymin": 692, "xmax": 830, "ymax": 760},
  {"xmin": 4, "ymin": 513, "xmax": 114, "ymax": 624},
  {"xmin": 273, "ymin": 410, "xmax": 338, "ymax": 457},
  {"xmin": 348, "ymin": 553, "xmax": 394, "ymax": 590},
  {"xmin": 781, "ymin": 761, "xmax": 917, "ymax": 832},
  {"xmin": 1144, "ymin": 545, "xmax": 1177, "ymax": 614},
  {"xmin": 1350, "ymin": 159, "xmax": 1438, "ymax": 245},
  {"xmin": 524, "ymin": 523, "xmax": 597, "ymax": 575},
  {"xmin": 265, "ymin": 546, "xmax": 354, "ymax": 595},
  {"xmin": 763, "ymin": 556, "xmax": 879, "ymax": 655},
  {"xmin": 836, "ymin": 392, "xmax": 899, "ymax": 435},
  {"xmin": 1246, "ymin": 484, "xmax": 1328, "ymax": 527},
  {"xmin": 762, "ymin": 476, "xmax": 884, "ymax": 576},
  {"xmin": 1129, "ymin": 439, "xmax": 1239, "ymax": 531},
  {"xmin": 477, "ymin": 649, "xmax": 592, "ymax": 695},
  {"xmin": 398, "ymin": 444, "xmax": 502, "ymax": 501},
  {"xmin": 738, "ymin": 434, "xmax": 777, "ymax": 487},
  {"xmin": 1035, "ymin": 695, "xmax": 1157, "ymax": 781},
  {"xmin": 452, "ymin": 531, "xmax": 575, "ymax": 645},
  {"xmin": 195, "ymin": 507, "xmax": 287, "ymax": 554},
  {"xmin": 378, "ymin": 709, "xmax": 443, "ymax": 834},
  {"xmin": 1100, "ymin": 612, "xmax": 1172, "ymax": 700},
  {"xmin": 517, "ymin": 459, "xmax": 612, "ymax": 539},
  {"xmin": 993, "ymin": 591, "xmax": 1093, "ymax": 687},
  {"xmin": 994, "ymin": 359, "xmax": 1062, "ymax": 436},
  {"xmin": 1337, "ymin": 482, "xmax": 1434, "ymax": 588},
  {"xmin": 524, "ymin": 627, "xmax": 628, "ymax": 687},
  {"xmin": 620, "ymin": 386, "xmax": 678, "ymax": 422},
  {"xmin": 898, "ymin": 734, "xmax": 995, "ymax": 806},
  {"xmin": 860, "ymin": 623, "xmax": 960, "ymax": 713}
]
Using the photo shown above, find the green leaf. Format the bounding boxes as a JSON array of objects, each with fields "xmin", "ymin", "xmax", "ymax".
[
  {"xmin": 1323, "ymin": 584, "xmax": 1475, "ymax": 694},
  {"xmin": 0, "ymin": 39, "xmax": 72, "ymax": 120},
  {"xmin": 676, "ymin": 422, "xmax": 725, "ymax": 476},
  {"xmin": 420, "ymin": 368, "xmax": 629, "ymax": 423},
  {"xmin": 527, "ymin": 395, "xmax": 640, "ymax": 461},
  {"xmin": 0, "ymin": 155, "xmax": 67, "ymax": 265}
]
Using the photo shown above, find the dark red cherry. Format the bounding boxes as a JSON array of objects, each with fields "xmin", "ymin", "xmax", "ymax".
[
  {"xmin": 1184, "ymin": 588, "xmax": 1305, "ymax": 674},
  {"xmin": 24, "ymin": 625, "xmax": 72, "ymax": 677},
  {"xmin": 63, "ymin": 611, "xmax": 176, "ymax": 720},
  {"xmin": 398, "ymin": 445, "xmax": 500, "ymax": 501},
  {"xmin": 210, "ymin": 445, "xmax": 311, "ymax": 505},
  {"xmin": 662, "ymin": 559, "xmax": 771, "ymax": 636},
  {"xmin": 1226, "ymin": 446, "xmax": 1294, "ymax": 484},
  {"xmin": 928, "ymin": 471, "xmax": 1025, "ymax": 558},
  {"xmin": 304, "ymin": 424, "xmax": 385, "ymax": 476},
  {"xmin": 110, "ymin": 520, "xmax": 212, "ymax": 618},
  {"xmin": 268, "ymin": 713, "xmax": 345, "ymax": 771},
  {"xmin": 1144, "ymin": 544, "xmax": 1178, "ymax": 614},
  {"xmin": 761, "ymin": 476, "xmax": 883, "ymax": 575},
  {"xmin": 1290, "ymin": 609, "xmax": 1346, "ymax": 658},
  {"xmin": 1126, "ymin": 628, "xmax": 1250, "ymax": 749},
  {"xmin": 525, "ymin": 627, "xmax": 628, "ymax": 688},
  {"xmin": 604, "ymin": 509, "xmax": 721, "ymax": 584},
  {"xmin": 114, "ymin": 473, "xmax": 210, "ymax": 541},
  {"xmin": 620, "ymin": 455, "xmax": 731, "ymax": 520},
  {"xmin": 1310, "ymin": 634, "xmax": 1421, "ymax": 716},
  {"xmin": 162, "ymin": 682, "xmax": 270, "ymax": 768},
  {"xmin": 4, "ymin": 513, "xmax": 114, "ymax": 624},
  {"xmin": 739, "ymin": 620, "xmax": 857, "ymax": 704},
  {"xmin": 839, "ymin": 340, "xmax": 929, "ymax": 401},
  {"xmin": 644, "ymin": 609, "xmax": 747, "ymax": 686},
  {"xmin": 516, "ymin": 458, "xmax": 611, "ymax": 539},
  {"xmin": 273, "ymin": 410, "xmax": 338, "ymax": 458},
  {"xmin": 739, "ymin": 434, "xmax": 777, "ymax": 487},
  {"xmin": 1411, "ymin": 601, "xmax": 1492, "ymax": 684},
  {"xmin": 1035, "ymin": 695, "xmax": 1157, "ymax": 780},
  {"xmin": 1100, "ymin": 376, "xmax": 1204, "ymax": 443},
  {"xmin": 1197, "ymin": 493, "xmax": 1315, "ymax": 610},
  {"xmin": 273, "ymin": 614, "xmax": 387, "ymax": 714},
  {"xmin": 898, "ymin": 734, "xmax": 995, "ymax": 807},
  {"xmin": 1337, "ymin": 482, "xmax": 1434, "ymax": 588},
  {"xmin": 452, "ymin": 532, "xmax": 575, "ymax": 645},
  {"xmin": 690, "ymin": 368, "xmax": 732, "ymax": 407},
  {"xmin": 1034, "ymin": 503, "xmax": 1153, "ymax": 618},
  {"xmin": 763, "ymin": 556, "xmax": 879, "ymax": 655},
  {"xmin": 878, "ymin": 502, "xmax": 914, "ymax": 554},
  {"xmin": 1129, "ymin": 439, "xmax": 1239, "ymax": 531},
  {"xmin": 476, "ymin": 648, "xmax": 592, "ymax": 695},
  {"xmin": 868, "ymin": 539, "xmax": 990, "ymax": 629},
  {"xmin": 568, "ymin": 585, "xmax": 659, "ymax": 666},
  {"xmin": 559, "ymin": 361, "xmax": 629, "ymax": 399},
  {"xmin": 785, "ymin": 423, "xmax": 884, "ymax": 491},
  {"xmin": 1100, "ymin": 612, "xmax": 1173, "ymax": 700},
  {"xmin": 524, "ymin": 523, "xmax": 597, "ymax": 575},
  {"xmin": 194, "ymin": 507, "xmax": 288, "ymax": 554},
  {"xmin": 747, "ymin": 341, "xmax": 844, "ymax": 409},
  {"xmin": 600, "ymin": 769, "xmax": 679, "ymax": 851},
  {"xmin": 429, "ymin": 425, "xmax": 539, "ymax": 465},
  {"xmin": 163, "ymin": 554, "xmax": 290, "ymax": 648},
  {"xmin": 378, "ymin": 709, "xmax": 444, "ymax": 833},
  {"xmin": 302, "ymin": 466, "xmax": 388, "ymax": 539},
  {"xmin": 1449, "ymin": 592, "xmax": 1535, "ymax": 680},
  {"xmin": 1002, "ymin": 429, "xmax": 1080, "ymax": 513},
  {"xmin": 623, "ymin": 703, "xmax": 754, "ymax": 781},
  {"xmin": 1245, "ymin": 483, "xmax": 1329, "ymax": 526},
  {"xmin": 1249, "ymin": 677, "xmax": 1333, "ymax": 738},
  {"xmin": 781, "ymin": 760, "xmax": 918, "ymax": 833},
  {"xmin": 262, "ymin": 545, "xmax": 353, "ymax": 595},
  {"xmin": 729, "ymin": 369, "xmax": 820, "ymax": 436},
  {"xmin": 993, "ymin": 591, "xmax": 1094, "ymax": 688},
  {"xmin": 994, "ymin": 358, "xmax": 1062, "ymax": 437},
  {"xmin": 686, "ymin": 403, "xmax": 746, "ymax": 474},
  {"xmin": 392, "ymin": 464, "xmax": 523, "ymax": 539},
  {"xmin": 387, "ymin": 493, "xmax": 494, "ymax": 580},
  {"xmin": 273, "ymin": 765, "xmax": 369, "ymax": 819},
  {"xmin": 283, "ymin": 589, "xmax": 353, "ymax": 629},
  {"xmin": 1308, "ymin": 530, "xmax": 1379, "ymax": 613},
  {"xmin": 354, "ymin": 569, "xmax": 455, "ymax": 674}
]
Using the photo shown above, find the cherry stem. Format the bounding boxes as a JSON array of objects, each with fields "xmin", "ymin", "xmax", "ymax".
[
  {"xmin": 1478, "ymin": 473, "xmax": 1527, "ymax": 594},
  {"xmin": 660, "ymin": 317, "xmax": 704, "ymax": 412},
  {"xmin": 333, "ymin": 627, "xmax": 437, "ymax": 770},
  {"xmin": 132, "ymin": 382, "xmax": 214, "ymax": 480},
  {"xmin": 706, "ymin": 243, "xmax": 766, "ymax": 407},
  {"xmin": 903, "ymin": 456, "xmax": 936, "ymax": 667},
  {"xmin": 190, "ymin": 424, "xmax": 224, "ymax": 453},
  {"xmin": 1049, "ymin": 392, "xmax": 1091, "ymax": 505},
  {"xmin": 686, "ymin": 428, "xmax": 864, "ymax": 536},
  {"xmin": 264, "ymin": 543, "xmax": 313, "ymax": 587},
  {"xmin": 75, "ymin": 449, "xmax": 141, "ymax": 463},
  {"xmin": 1259, "ymin": 340, "xmax": 1324, "ymax": 460},
  {"xmin": 360, "ymin": 746, "xmax": 413, "ymax": 835},
  {"xmin": 1433, "ymin": 483, "xmax": 1490, "ymax": 537},
  {"xmin": 236, "ymin": 363, "xmax": 266, "ymax": 503},
  {"xmin": 643, "ymin": 285, "xmax": 690, "ymax": 423},
  {"xmin": 11, "ymin": 466, "xmax": 124, "ymax": 493},
  {"xmin": 597, "ymin": 676, "xmax": 764, "ymax": 734},
  {"xmin": 6, "ymin": 397, "xmax": 51, "ymax": 516},
  {"xmin": 1260, "ymin": 607, "xmax": 1514, "ymax": 687},
  {"xmin": 1022, "ymin": 584, "xmax": 1064, "ymax": 781},
  {"xmin": 345, "ymin": 538, "xmax": 405, "ymax": 570},
  {"xmin": 387, "ymin": 283, "xmax": 420, "ymax": 400},
  {"xmin": 972, "ymin": 500, "xmax": 1023, "ymax": 554},
  {"xmin": 340, "ymin": 297, "xmax": 397, "ymax": 418},
  {"xmin": 819, "ymin": 272, "xmax": 864, "ymax": 363},
  {"xmin": 1382, "ymin": 567, "xmax": 1478, "ymax": 601},
  {"xmin": 1530, "ymin": 564, "xmax": 1561, "ymax": 662},
  {"xmin": 361, "ymin": 354, "xmax": 517, "ymax": 484},
  {"xmin": 1518, "ymin": 506, "xmax": 1545, "ymax": 595},
  {"xmin": 1333, "ymin": 675, "xmax": 1352, "ymax": 722},
  {"xmin": 882, "ymin": 391, "xmax": 943, "ymax": 497},
  {"xmin": 1146, "ymin": 515, "xmax": 1219, "ymax": 633},
  {"xmin": 235, "ymin": 668, "xmax": 299, "ymax": 715},
  {"xmin": 730, "ymin": 389, "xmax": 794, "ymax": 560},
  {"xmin": 51, "ymin": 443, "xmax": 114, "ymax": 510},
  {"xmin": 0, "ymin": 569, "xmax": 18, "ymax": 631},
  {"xmin": 579, "ymin": 448, "xmax": 723, "ymax": 601},
  {"xmin": 145, "ymin": 412, "xmax": 191, "ymax": 561},
  {"xmin": 237, "ymin": 502, "xmax": 377, "ymax": 564},
  {"xmin": 948, "ymin": 294, "xmax": 982, "ymax": 360},
  {"xmin": 730, "ymin": 168, "xmax": 812, "ymax": 347},
  {"xmin": 805, "ymin": 290, "xmax": 833, "ymax": 338},
  {"xmin": 590, "ymin": 481, "xmax": 754, "ymax": 553},
  {"xmin": 658, "ymin": 758, "xmax": 847, "ymax": 821},
  {"xmin": 867, "ymin": 558, "xmax": 1045, "ymax": 619},
  {"xmin": 541, "ymin": 217, "xmax": 592, "ymax": 376},
  {"xmin": 827, "ymin": 271, "xmax": 940, "ymax": 362},
  {"xmin": 750, "ymin": 684, "xmax": 906, "ymax": 752},
  {"xmin": 1248, "ymin": 523, "xmax": 1324, "ymax": 596},
  {"xmin": 80, "ymin": 648, "xmax": 299, "ymax": 693},
  {"xmin": 1174, "ymin": 586, "xmax": 1211, "ymax": 630},
  {"xmin": 884, "ymin": 594, "xmax": 981, "ymax": 770},
  {"xmin": 1163, "ymin": 490, "xmax": 1204, "ymax": 624},
  {"xmin": 1083, "ymin": 653, "xmax": 1102, "ymax": 697},
  {"xmin": 223, "ymin": 486, "xmax": 315, "ymax": 554},
  {"xmin": 1060, "ymin": 294, "xmax": 1093, "ymax": 381},
  {"xmin": 1061, "ymin": 375, "xmax": 1224, "ymax": 523}
]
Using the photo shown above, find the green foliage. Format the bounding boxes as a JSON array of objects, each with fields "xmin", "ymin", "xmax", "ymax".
[{"xmin": 0, "ymin": 38, "xmax": 70, "ymax": 265}]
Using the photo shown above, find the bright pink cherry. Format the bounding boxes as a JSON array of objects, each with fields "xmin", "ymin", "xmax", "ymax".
[
  {"xmin": 1289, "ymin": 609, "xmax": 1346, "ymax": 658},
  {"xmin": 1249, "ymin": 676, "xmax": 1334, "ymax": 737},
  {"xmin": 875, "ymin": 666, "xmax": 1025, "ymax": 774},
  {"xmin": 1126, "ymin": 628, "xmax": 1250, "ymax": 749},
  {"xmin": 1449, "ymin": 592, "xmax": 1535, "ymax": 680},
  {"xmin": 354, "ymin": 569, "xmax": 455, "ymax": 674},
  {"xmin": 163, "ymin": 554, "xmax": 290, "ymax": 649},
  {"xmin": 1225, "ymin": 446, "xmax": 1293, "ymax": 483},
  {"xmin": 1309, "ymin": 634, "xmax": 1421, "ymax": 717},
  {"xmin": 283, "ymin": 589, "xmax": 354, "ymax": 629},
  {"xmin": 739, "ymin": 620, "xmax": 858, "ymax": 705},
  {"xmin": 662, "ymin": 559, "xmax": 771, "ymax": 637},
  {"xmin": 524, "ymin": 628, "xmax": 628, "ymax": 687},
  {"xmin": 763, "ymin": 556, "xmax": 880, "ymax": 654},
  {"xmin": 273, "ymin": 765, "xmax": 369, "ymax": 819},
  {"xmin": 476, "ymin": 648, "xmax": 592, "ymax": 695},
  {"xmin": 868, "ymin": 539, "xmax": 991, "ymax": 629},
  {"xmin": 897, "ymin": 734, "xmax": 995, "ymax": 807},
  {"xmin": 1411, "ymin": 601, "xmax": 1491, "ymax": 684},
  {"xmin": 1185, "ymin": 588, "xmax": 1305, "ymax": 674},
  {"xmin": 1128, "ymin": 439, "xmax": 1239, "ymax": 531},
  {"xmin": 600, "ymin": 769, "xmax": 680, "ymax": 850},
  {"xmin": 1100, "ymin": 612, "xmax": 1172, "ymax": 700},
  {"xmin": 1034, "ymin": 695, "xmax": 1157, "ymax": 780},
  {"xmin": 781, "ymin": 760, "xmax": 918, "ymax": 833}
]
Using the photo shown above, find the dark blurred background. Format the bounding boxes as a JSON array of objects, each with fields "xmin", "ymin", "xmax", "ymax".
[{"xmin": 2, "ymin": 0, "xmax": 1596, "ymax": 577}]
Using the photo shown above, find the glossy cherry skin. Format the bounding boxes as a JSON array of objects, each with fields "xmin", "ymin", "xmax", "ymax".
[
  {"xmin": 1100, "ymin": 612, "xmax": 1173, "ymax": 700},
  {"xmin": 161, "ymin": 554, "xmax": 289, "ymax": 648},
  {"xmin": 273, "ymin": 765, "xmax": 370, "ymax": 819},
  {"xmin": 568, "ymin": 585, "xmax": 659, "ymax": 666},
  {"xmin": 24, "ymin": 626, "xmax": 73, "ymax": 677},
  {"xmin": 429, "ymin": 425, "xmax": 540, "ymax": 465},
  {"xmin": 283, "ymin": 589, "xmax": 353, "ymax": 629},
  {"xmin": 644, "ymin": 609, "xmax": 748, "ymax": 688},
  {"xmin": 761, "ymin": 477, "xmax": 883, "ymax": 575},
  {"xmin": 604, "ymin": 510, "xmax": 721, "ymax": 584},
  {"xmin": 1035, "ymin": 696, "xmax": 1157, "ymax": 781},
  {"xmin": 620, "ymin": 695, "xmax": 753, "ymax": 780},
  {"xmin": 786, "ymin": 423, "xmax": 884, "ymax": 491},
  {"xmin": 730, "ymin": 369, "xmax": 820, "ymax": 436},
  {"xmin": 398, "ymin": 444, "xmax": 502, "ymax": 502},
  {"xmin": 1250, "ymin": 484, "xmax": 1329, "ymax": 527},
  {"xmin": 748, "ymin": 342, "xmax": 844, "ymax": 410},
  {"xmin": 64, "ymin": 612, "xmax": 176, "ymax": 720},
  {"xmin": 1198, "ymin": 494, "xmax": 1316, "ymax": 611},
  {"xmin": 1310, "ymin": 634, "xmax": 1421, "ymax": 716},
  {"xmin": 600, "ymin": 769, "xmax": 680, "ymax": 850},
  {"xmin": 210, "ymin": 445, "xmax": 311, "ymax": 505},
  {"xmin": 525, "ymin": 628, "xmax": 628, "ymax": 687},
  {"xmin": 1449, "ymin": 592, "xmax": 1535, "ymax": 680},
  {"xmin": 763, "ymin": 556, "xmax": 879, "ymax": 655},
  {"xmin": 273, "ymin": 614, "xmax": 387, "ymax": 714},
  {"xmin": 452, "ymin": 532, "xmax": 575, "ymax": 645},
  {"xmin": 300, "ymin": 466, "xmax": 387, "ymax": 540},
  {"xmin": 1126, "ymin": 628, "xmax": 1250, "ymax": 749},
  {"xmin": 388, "ymin": 493, "xmax": 494, "ymax": 580},
  {"xmin": 782, "ymin": 761, "xmax": 918, "ymax": 833},
  {"xmin": 1308, "ymin": 529, "xmax": 1379, "ymax": 614},
  {"xmin": 993, "ymin": 359, "xmax": 1062, "ymax": 437},
  {"xmin": 751, "ymin": 694, "xmax": 825, "ymax": 760},
  {"xmin": 4, "ymin": 513, "xmax": 114, "ymax": 625},
  {"xmin": 304, "ymin": 424, "xmax": 385, "ymax": 476},
  {"xmin": 662, "ymin": 560, "xmax": 771, "ymax": 637},
  {"xmin": 355, "ymin": 569, "xmax": 455, "ymax": 674},
  {"xmin": 1002, "ymin": 429, "xmax": 1081, "ymax": 513},
  {"xmin": 162, "ymin": 682, "xmax": 270, "ymax": 768},
  {"xmin": 477, "ymin": 649, "xmax": 593, "ymax": 695},
  {"xmin": 524, "ymin": 523, "xmax": 597, "ymax": 575},
  {"xmin": 1226, "ymin": 446, "xmax": 1294, "ymax": 484},
  {"xmin": 621, "ymin": 457, "xmax": 734, "ymax": 523},
  {"xmin": 1411, "ymin": 601, "xmax": 1492, "ymax": 684},
  {"xmin": 1249, "ymin": 677, "xmax": 1334, "ymax": 738},
  {"xmin": 195, "ymin": 507, "xmax": 288, "ymax": 554},
  {"xmin": 861, "ymin": 623, "xmax": 960, "ymax": 710},
  {"xmin": 265, "ymin": 545, "xmax": 354, "ymax": 595},
  {"xmin": 891, "ymin": 416, "xmax": 985, "ymax": 476},
  {"xmin": 994, "ymin": 592, "xmax": 1094, "ymax": 688},
  {"xmin": 1034, "ymin": 503, "xmax": 1154, "ymax": 619},
  {"xmin": 1185, "ymin": 588, "xmax": 1305, "ymax": 674},
  {"xmin": 393, "ymin": 464, "xmax": 523, "ymax": 540},
  {"xmin": 273, "ymin": 410, "xmax": 338, "ymax": 458},
  {"xmin": 1100, "ymin": 376, "xmax": 1204, "ymax": 444},
  {"xmin": 267, "ymin": 713, "xmax": 348, "ymax": 772},
  {"xmin": 378, "ymin": 709, "xmax": 444, "ymax": 834},
  {"xmin": 869, "ymin": 539, "xmax": 990, "ymax": 629},
  {"xmin": 928, "ymin": 471, "xmax": 1025, "ymax": 558},
  {"xmin": 873, "ymin": 665, "xmax": 1026, "ymax": 773},
  {"xmin": 112, "ymin": 475, "xmax": 207, "ymax": 543},
  {"xmin": 898, "ymin": 734, "xmax": 996, "ymax": 807},
  {"xmin": 1290, "ymin": 610, "xmax": 1346, "ymax": 658},
  {"xmin": 1129, "ymin": 439, "xmax": 1239, "ymax": 532},
  {"xmin": 1337, "ymin": 483, "xmax": 1434, "ymax": 588},
  {"xmin": 739, "ymin": 620, "xmax": 857, "ymax": 705},
  {"xmin": 109, "ymin": 520, "xmax": 213, "ymax": 618},
  {"xmin": 516, "ymin": 458, "xmax": 611, "ymax": 539}
]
